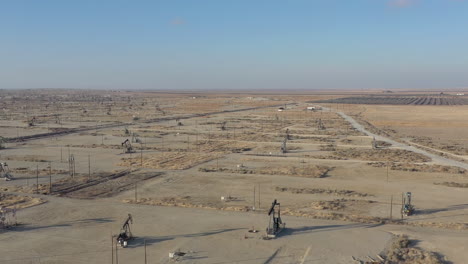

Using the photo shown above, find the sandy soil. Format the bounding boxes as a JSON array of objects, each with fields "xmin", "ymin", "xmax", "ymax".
[{"xmin": 1, "ymin": 90, "xmax": 467, "ymax": 263}]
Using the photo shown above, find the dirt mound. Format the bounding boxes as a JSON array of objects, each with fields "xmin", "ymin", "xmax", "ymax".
[
  {"xmin": 375, "ymin": 140, "xmax": 392, "ymax": 148},
  {"xmin": 320, "ymin": 144, "xmax": 337, "ymax": 151},
  {"xmin": 302, "ymin": 199, "xmax": 377, "ymax": 212},
  {"xmin": 4, "ymin": 155, "xmax": 50, "ymax": 162},
  {"xmin": 288, "ymin": 134, "xmax": 334, "ymax": 142},
  {"xmin": 369, "ymin": 162, "xmax": 466, "ymax": 174},
  {"xmin": 319, "ymin": 148, "xmax": 431, "ymax": 162},
  {"xmin": 119, "ymin": 152, "xmax": 224, "ymax": 170},
  {"xmin": 123, "ymin": 197, "xmax": 251, "ymax": 212},
  {"xmin": 310, "ymin": 199, "xmax": 351, "ymax": 210},
  {"xmin": 207, "ymin": 132, "xmax": 278, "ymax": 142},
  {"xmin": 379, "ymin": 235, "xmax": 448, "ymax": 264},
  {"xmin": 0, "ymin": 193, "xmax": 45, "ymax": 209},
  {"xmin": 434, "ymin": 182, "xmax": 468, "ymax": 188},
  {"xmin": 11, "ymin": 167, "xmax": 67, "ymax": 176},
  {"xmin": 2, "ymin": 184, "xmax": 50, "ymax": 195},
  {"xmin": 194, "ymin": 140, "xmax": 255, "ymax": 153},
  {"xmin": 275, "ymin": 186, "xmax": 371, "ymax": 197},
  {"xmin": 199, "ymin": 165, "xmax": 332, "ymax": 178},
  {"xmin": 254, "ymin": 145, "xmax": 302, "ymax": 153}
]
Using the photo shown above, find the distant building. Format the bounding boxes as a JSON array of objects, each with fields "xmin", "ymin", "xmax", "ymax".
[{"xmin": 306, "ymin": 106, "xmax": 321, "ymax": 111}]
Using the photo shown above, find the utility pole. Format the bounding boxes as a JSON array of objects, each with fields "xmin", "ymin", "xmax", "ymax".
[
  {"xmin": 36, "ymin": 165, "xmax": 39, "ymax": 194},
  {"xmin": 135, "ymin": 183, "xmax": 138, "ymax": 201},
  {"xmin": 140, "ymin": 148, "xmax": 143, "ymax": 167},
  {"xmin": 115, "ymin": 237, "xmax": 119, "ymax": 264},
  {"xmin": 88, "ymin": 154, "xmax": 91, "ymax": 181},
  {"xmin": 401, "ymin": 193, "xmax": 404, "ymax": 220},
  {"xmin": 390, "ymin": 195, "xmax": 393, "ymax": 220},
  {"xmin": 49, "ymin": 162, "xmax": 52, "ymax": 194},
  {"xmin": 144, "ymin": 239, "xmax": 147, "ymax": 264},
  {"xmin": 111, "ymin": 235, "xmax": 114, "ymax": 264},
  {"xmin": 253, "ymin": 186, "xmax": 256, "ymax": 210},
  {"xmin": 387, "ymin": 162, "xmax": 389, "ymax": 183},
  {"xmin": 258, "ymin": 183, "xmax": 261, "ymax": 209}
]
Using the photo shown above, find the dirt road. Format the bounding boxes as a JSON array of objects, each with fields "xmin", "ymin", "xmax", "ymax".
[{"xmin": 336, "ymin": 111, "xmax": 468, "ymax": 170}]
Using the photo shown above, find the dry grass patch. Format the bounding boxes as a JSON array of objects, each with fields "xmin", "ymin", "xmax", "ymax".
[
  {"xmin": 195, "ymin": 140, "xmax": 255, "ymax": 153},
  {"xmin": 319, "ymin": 148, "xmax": 431, "ymax": 162},
  {"xmin": 4, "ymin": 155, "xmax": 50, "ymax": 163},
  {"xmin": 309, "ymin": 199, "xmax": 374, "ymax": 211},
  {"xmin": 11, "ymin": 167, "xmax": 67, "ymax": 176},
  {"xmin": 379, "ymin": 234, "xmax": 448, "ymax": 264},
  {"xmin": 123, "ymin": 197, "xmax": 251, "ymax": 212},
  {"xmin": 208, "ymin": 132, "xmax": 279, "ymax": 142},
  {"xmin": 254, "ymin": 144, "xmax": 302, "ymax": 153},
  {"xmin": 119, "ymin": 152, "xmax": 224, "ymax": 170},
  {"xmin": 369, "ymin": 162, "xmax": 466, "ymax": 174},
  {"xmin": 275, "ymin": 186, "xmax": 371, "ymax": 197},
  {"xmin": 434, "ymin": 182, "xmax": 468, "ymax": 188},
  {"xmin": 199, "ymin": 165, "xmax": 332, "ymax": 178},
  {"xmin": 1, "ymin": 170, "xmax": 158, "ymax": 199},
  {"xmin": 320, "ymin": 143, "xmax": 337, "ymax": 151},
  {"xmin": 2, "ymin": 184, "xmax": 50, "ymax": 195},
  {"xmin": 0, "ymin": 193, "xmax": 45, "ymax": 209}
]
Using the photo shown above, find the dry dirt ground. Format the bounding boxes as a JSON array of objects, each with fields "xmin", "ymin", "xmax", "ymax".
[
  {"xmin": 1, "ymin": 90, "xmax": 468, "ymax": 263},
  {"xmin": 345, "ymin": 104, "xmax": 468, "ymax": 157}
]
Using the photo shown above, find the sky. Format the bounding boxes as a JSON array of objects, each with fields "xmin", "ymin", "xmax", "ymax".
[{"xmin": 1, "ymin": 0, "xmax": 468, "ymax": 90}]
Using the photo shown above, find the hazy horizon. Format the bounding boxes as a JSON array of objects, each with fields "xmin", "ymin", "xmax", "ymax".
[{"xmin": 2, "ymin": 0, "xmax": 468, "ymax": 90}]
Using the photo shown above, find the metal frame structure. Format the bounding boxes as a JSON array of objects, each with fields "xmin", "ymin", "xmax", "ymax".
[
  {"xmin": 280, "ymin": 138, "xmax": 287, "ymax": 154},
  {"xmin": 121, "ymin": 139, "xmax": 134, "ymax": 153},
  {"xmin": 0, "ymin": 162, "xmax": 13, "ymax": 181},
  {"xmin": 401, "ymin": 192, "xmax": 415, "ymax": 217},
  {"xmin": 317, "ymin": 118, "xmax": 325, "ymax": 130},
  {"xmin": 0, "ymin": 207, "xmax": 17, "ymax": 229},
  {"xmin": 117, "ymin": 214, "xmax": 133, "ymax": 247},
  {"xmin": 266, "ymin": 199, "xmax": 285, "ymax": 238}
]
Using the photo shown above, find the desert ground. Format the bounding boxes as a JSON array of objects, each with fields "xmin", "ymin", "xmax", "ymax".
[{"xmin": 1, "ymin": 89, "xmax": 468, "ymax": 263}]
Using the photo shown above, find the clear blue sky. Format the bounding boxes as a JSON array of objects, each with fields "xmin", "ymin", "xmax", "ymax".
[{"xmin": 1, "ymin": 0, "xmax": 467, "ymax": 90}]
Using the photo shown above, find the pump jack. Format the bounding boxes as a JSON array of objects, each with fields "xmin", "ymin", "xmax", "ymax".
[
  {"xmin": 28, "ymin": 116, "xmax": 36, "ymax": 127},
  {"xmin": 317, "ymin": 118, "xmax": 325, "ymax": 130},
  {"xmin": 401, "ymin": 192, "xmax": 415, "ymax": 217},
  {"xmin": 121, "ymin": 139, "xmax": 134, "ymax": 153},
  {"xmin": 116, "ymin": 214, "xmax": 133, "ymax": 247},
  {"xmin": 220, "ymin": 121, "xmax": 227, "ymax": 131},
  {"xmin": 266, "ymin": 199, "xmax": 285, "ymax": 238},
  {"xmin": 280, "ymin": 136, "xmax": 287, "ymax": 154},
  {"xmin": 0, "ymin": 162, "xmax": 13, "ymax": 181},
  {"xmin": 285, "ymin": 128, "xmax": 291, "ymax": 140}
]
